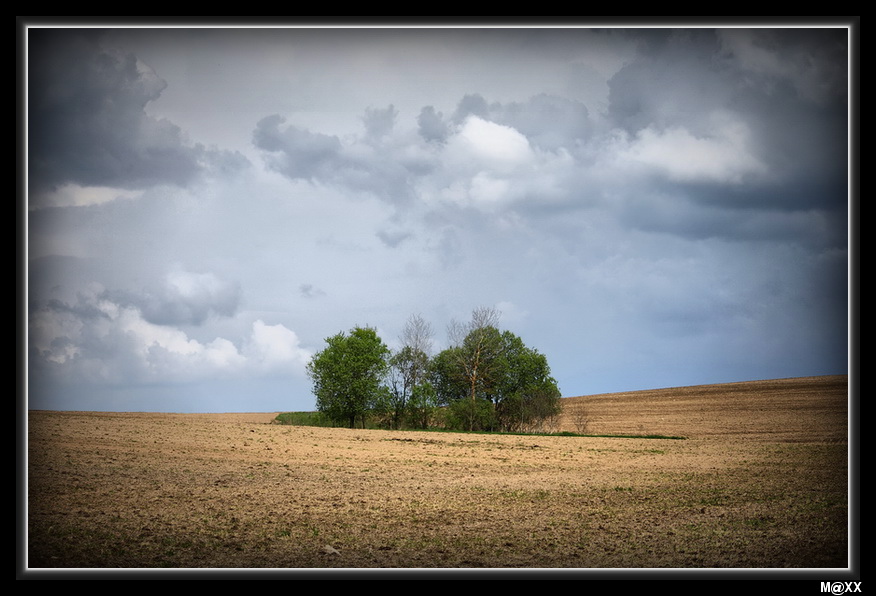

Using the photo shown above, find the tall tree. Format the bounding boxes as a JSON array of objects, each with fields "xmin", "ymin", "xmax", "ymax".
[
  {"xmin": 307, "ymin": 326, "xmax": 390, "ymax": 428},
  {"xmin": 432, "ymin": 307, "xmax": 561, "ymax": 432},
  {"xmin": 385, "ymin": 314, "xmax": 434, "ymax": 429},
  {"xmin": 491, "ymin": 331, "xmax": 562, "ymax": 432},
  {"xmin": 401, "ymin": 313, "xmax": 434, "ymax": 358},
  {"xmin": 445, "ymin": 307, "xmax": 503, "ymax": 431}
]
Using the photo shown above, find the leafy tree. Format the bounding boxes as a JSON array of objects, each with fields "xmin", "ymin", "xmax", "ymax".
[
  {"xmin": 385, "ymin": 314, "xmax": 434, "ymax": 429},
  {"xmin": 306, "ymin": 326, "xmax": 390, "ymax": 428},
  {"xmin": 385, "ymin": 346, "xmax": 429, "ymax": 428},
  {"xmin": 432, "ymin": 307, "xmax": 561, "ymax": 432},
  {"xmin": 406, "ymin": 379, "xmax": 439, "ymax": 429},
  {"xmin": 428, "ymin": 347, "xmax": 468, "ymax": 406},
  {"xmin": 446, "ymin": 307, "xmax": 503, "ymax": 430},
  {"xmin": 491, "ymin": 331, "xmax": 562, "ymax": 432}
]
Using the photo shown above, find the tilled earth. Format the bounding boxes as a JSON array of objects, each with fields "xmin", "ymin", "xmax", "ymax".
[{"xmin": 26, "ymin": 376, "xmax": 849, "ymax": 570}]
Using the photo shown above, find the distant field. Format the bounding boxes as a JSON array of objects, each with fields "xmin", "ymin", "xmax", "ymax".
[
  {"xmin": 26, "ymin": 375, "xmax": 849, "ymax": 570},
  {"xmin": 558, "ymin": 375, "xmax": 848, "ymax": 442}
]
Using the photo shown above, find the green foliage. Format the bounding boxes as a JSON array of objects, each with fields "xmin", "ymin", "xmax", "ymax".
[
  {"xmin": 406, "ymin": 380, "xmax": 439, "ymax": 429},
  {"xmin": 274, "ymin": 411, "xmax": 333, "ymax": 426},
  {"xmin": 303, "ymin": 309, "xmax": 560, "ymax": 434},
  {"xmin": 430, "ymin": 309, "xmax": 562, "ymax": 432},
  {"xmin": 491, "ymin": 331, "xmax": 562, "ymax": 432},
  {"xmin": 385, "ymin": 345, "xmax": 431, "ymax": 429},
  {"xmin": 306, "ymin": 326, "xmax": 390, "ymax": 428},
  {"xmin": 445, "ymin": 397, "xmax": 497, "ymax": 432},
  {"xmin": 427, "ymin": 347, "xmax": 467, "ymax": 405}
]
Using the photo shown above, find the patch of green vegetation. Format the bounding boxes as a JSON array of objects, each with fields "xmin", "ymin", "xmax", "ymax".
[
  {"xmin": 275, "ymin": 411, "xmax": 686, "ymax": 439},
  {"xmin": 743, "ymin": 516, "xmax": 775, "ymax": 528},
  {"xmin": 698, "ymin": 492, "xmax": 731, "ymax": 507},
  {"xmin": 274, "ymin": 411, "xmax": 333, "ymax": 426}
]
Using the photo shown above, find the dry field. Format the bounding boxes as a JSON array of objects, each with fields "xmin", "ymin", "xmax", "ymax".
[{"xmin": 26, "ymin": 376, "xmax": 850, "ymax": 571}]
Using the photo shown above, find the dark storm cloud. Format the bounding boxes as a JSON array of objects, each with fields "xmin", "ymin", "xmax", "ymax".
[
  {"xmin": 607, "ymin": 30, "xmax": 728, "ymax": 135},
  {"xmin": 28, "ymin": 29, "xmax": 249, "ymax": 199},
  {"xmin": 617, "ymin": 188, "xmax": 847, "ymax": 250},
  {"xmin": 602, "ymin": 27, "xmax": 847, "ymax": 243},
  {"xmin": 26, "ymin": 26, "xmax": 849, "ymax": 415}
]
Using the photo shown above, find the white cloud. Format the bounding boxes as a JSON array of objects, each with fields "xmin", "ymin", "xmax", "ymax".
[
  {"xmin": 30, "ymin": 289, "xmax": 311, "ymax": 386},
  {"xmin": 244, "ymin": 319, "xmax": 312, "ymax": 372},
  {"xmin": 468, "ymin": 172, "xmax": 511, "ymax": 205},
  {"xmin": 423, "ymin": 116, "xmax": 575, "ymax": 212},
  {"xmin": 616, "ymin": 113, "xmax": 768, "ymax": 184},
  {"xmin": 450, "ymin": 116, "xmax": 535, "ymax": 173}
]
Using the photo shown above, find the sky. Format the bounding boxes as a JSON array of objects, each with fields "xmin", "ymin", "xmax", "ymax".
[{"xmin": 24, "ymin": 23, "xmax": 852, "ymax": 413}]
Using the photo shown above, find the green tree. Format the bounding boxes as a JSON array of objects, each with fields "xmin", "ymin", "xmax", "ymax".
[
  {"xmin": 447, "ymin": 307, "xmax": 503, "ymax": 431},
  {"xmin": 491, "ymin": 331, "xmax": 562, "ymax": 432},
  {"xmin": 384, "ymin": 314, "xmax": 434, "ymax": 429},
  {"xmin": 428, "ymin": 346, "xmax": 468, "ymax": 406},
  {"xmin": 431, "ymin": 307, "xmax": 561, "ymax": 432},
  {"xmin": 406, "ymin": 379, "xmax": 439, "ymax": 429},
  {"xmin": 386, "ymin": 346, "xmax": 430, "ymax": 429},
  {"xmin": 306, "ymin": 326, "xmax": 390, "ymax": 428}
]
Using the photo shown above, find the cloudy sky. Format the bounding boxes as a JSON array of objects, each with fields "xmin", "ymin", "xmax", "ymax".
[{"xmin": 25, "ymin": 24, "xmax": 850, "ymax": 413}]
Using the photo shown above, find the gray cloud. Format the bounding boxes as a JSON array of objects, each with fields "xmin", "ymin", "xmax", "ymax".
[
  {"xmin": 253, "ymin": 114, "xmax": 345, "ymax": 180},
  {"xmin": 28, "ymin": 32, "xmax": 190, "ymax": 188},
  {"xmin": 362, "ymin": 104, "xmax": 398, "ymax": 142},
  {"xmin": 28, "ymin": 30, "xmax": 249, "ymax": 202},
  {"xmin": 452, "ymin": 93, "xmax": 490, "ymax": 124},
  {"xmin": 376, "ymin": 228, "xmax": 412, "ymax": 248},
  {"xmin": 417, "ymin": 106, "xmax": 449, "ymax": 143},
  {"xmin": 109, "ymin": 269, "xmax": 242, "ymax": 327},
  {"xmin": 299, "ymin": 284, "xmax": 326, "ymax": 299},
  {"xmin": 489, "ymin": 94, "xmax": 593, "ymax": 152},
  {"xmin": 253, "ymin": 111, "xmax": 424, "ymax": 204},
  {"xmin": 26, "ymin": 26, "xmax": 850, "ymax": 414},
  {"xmin": 605, "ymin": 29, "xmax": 847, "ymax": 193}
]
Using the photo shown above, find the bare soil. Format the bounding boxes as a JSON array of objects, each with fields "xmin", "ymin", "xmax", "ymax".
[{"xmin": 26, "ymin": 375, "xmax": 849, "ymax": 570}]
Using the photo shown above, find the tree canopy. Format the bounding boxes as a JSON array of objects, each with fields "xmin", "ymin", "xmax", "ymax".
[
  {"xmin": 382, "ymin": 314, "xmax": 434, "ymax": 429},
  {"xmin": 431, "ymin": 323, "xmax": 561, "ymax": 432},
  {"xmin": 305, "ymin": 309, "xmax": 561, "ymax": 432},
  {"xmin": 306, "ymin": 326, "xmax": 390, "ymax": 428}
]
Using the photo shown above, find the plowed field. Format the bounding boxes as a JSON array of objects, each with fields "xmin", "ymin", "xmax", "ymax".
[{"xmin": 25, "ymin": 375, "xmax": 850, "ymax": 571}]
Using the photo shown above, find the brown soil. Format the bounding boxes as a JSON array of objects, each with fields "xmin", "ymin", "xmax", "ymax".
[
  {"xmin": 558, "ymin": 376, "xmax": 849, "ymax": 441},
  {"xmin": 26, "ymin": 375, "xmax": 850, "ymax": 571}
]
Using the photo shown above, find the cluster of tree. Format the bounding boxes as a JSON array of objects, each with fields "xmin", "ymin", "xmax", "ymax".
[{"xmin": 306, "ymin": 308, "xmax": 562, "ymax": 432}]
